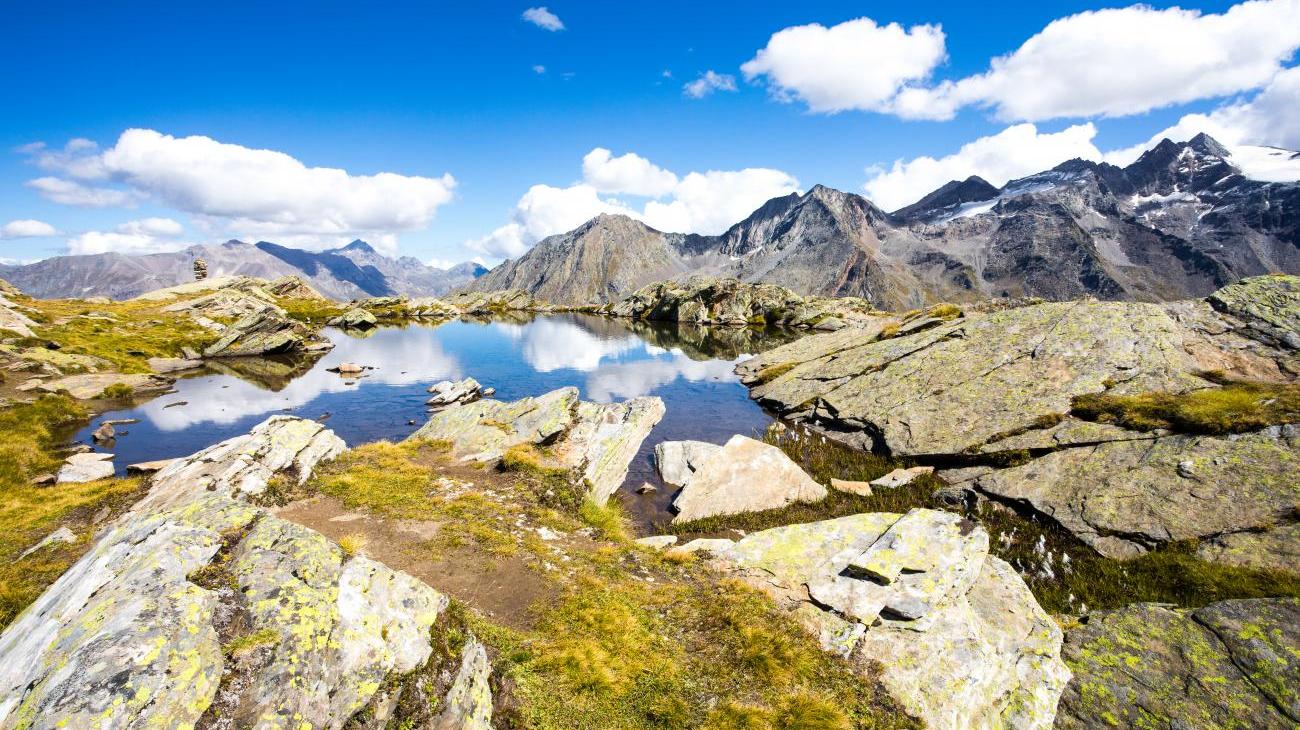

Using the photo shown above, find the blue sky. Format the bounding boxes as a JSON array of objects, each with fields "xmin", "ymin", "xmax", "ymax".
[{"xmin": 2, "ymin": 0, "xmax": 1296, "ymax": 265}]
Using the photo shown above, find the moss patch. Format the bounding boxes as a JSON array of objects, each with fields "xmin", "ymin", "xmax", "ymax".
[{"xmin": 1071, "ymin": 378, "xmax": 1300, "ymax": 434}]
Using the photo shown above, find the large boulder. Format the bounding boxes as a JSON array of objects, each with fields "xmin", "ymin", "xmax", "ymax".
[
  {"xmin": 328, "ymin": 307, "xmax": 379, "ymax": 329},
  {"xmin": 56, "ymin": 452, "xmax": 115, "ymax": 483},
  {"xmin": 737, "ymin": 277, "xmax": 1300, "ymax": 567},
  {"xmin": 653, "ymin": 439, "xmax": 721, "ymax": 487},
  {"xmin": 715, "ymin": 508, "xmax": 1070, "ymax": 729},
  {"xmin": 203, "ymin": 306, "xmax": 327, "ymax": 357},
  {"xmin": 1056, "ymin": 598, "xmax": 1299, "ymax": 729},
  {"xmin": 670, "ymin": 435, "xmax": 828, "ymax": 523},
  {"xmin": 410, "ymin": 387, "xmax": 666, "ymax": 504}
]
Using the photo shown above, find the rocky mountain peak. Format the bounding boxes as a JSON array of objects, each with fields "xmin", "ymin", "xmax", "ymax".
[
  {"xmin": 893, "ymin": 175, "xmax": 1000, "ymax": 220},
  {"xmin": 338, "ymin": 239, "xmax": 377, "ymax": 253}
]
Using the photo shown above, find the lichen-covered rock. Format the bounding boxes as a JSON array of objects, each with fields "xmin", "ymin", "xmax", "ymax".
[
  {"xmin": 443, "ymin": 289, "xmax": 552, "ymax": 314},
  {"xmin": 37, "ymin": 372, "xmax": 173, "ymax": 399},
  {"xmin": 55, "ymin": 452, "xmax": 115, "ymax": 482},
  {"xmin": 203, "ymin": 307, "xmax": 328, "ymax": 358},
  {"xmin": 653, "ymin": 439, "xmax": 721, "ymax": 487},
  {"xmin": 410, "ymin": 386, "xmax": 664, "ymax": 504},
  {"xmin": 715, "ymin": 509, "xmax": 1070, "ymax": 729},
  {"xmin": 329, "ymin": 307, "xmax": 379, "ymax": 329},
  {"xmin": 0, "ymin": 416, "xmax": 464, "ymax": 730},
  {"xmin": 562, "ymin": 397, "xmax": 666, "ymax": 504},
  {"xmin": 671, "ymin": 435, "xmax": 827, "ymax": 523},
  {"xmin": 974, "ymin": 426, "xmax": 1300, "ymax": 561},
  {"xmin": 1056, "ymin": 598, "xmax": 1299, "ymax": 729},
  {"xmin": 433, "ymin": 636, "xmax": 494, "ymax": 730},
  {"xmin": 410, "ymin": 387, "xmax": 580, "ymax": 461},
  {"xmin": 608, "ymin": 275, "xmax": 877, "ymax": 330},
  {"xmin": 1206, "ymin": 274, "xmax": 1300, "ymax": 350}
]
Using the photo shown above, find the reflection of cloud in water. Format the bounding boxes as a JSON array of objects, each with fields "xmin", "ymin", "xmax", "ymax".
[
  {"xmin": 496, "ymin": 319, "xmax": 642, "ymax": 372},
  {"xmin": 140, "ymin": 327, "xmax": 461, "ymax": 430},
  {"xmin": 585, "ymin": 351, "xmax": 745, "ymax": 402}
]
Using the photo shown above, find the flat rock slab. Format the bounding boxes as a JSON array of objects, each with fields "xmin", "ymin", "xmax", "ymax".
[
  {"xmin": 869, "ymin": 466, "xmax": 934, "ymax": 489},
  {"xmin": 653, "ymin": 439, "xmax": 721, "ymax": 487},
  {"xmin": 671, "ymin": 435, "xmax": 827, "ymax": 523},
  {"xmin": 561, "ymin": 397, "xmax": 666, "ymax": 505},
  {"xmin": 1056, "ymin": 598, "xmax": 1300, "ymax": 729},
  {"xmin": 38, "ymin": 373, "xmax": 171, "ymax": 400},
  {"xmin": 126, "ymin": 458, "xmax": 177, "ymax": 475},
  {"xmin": 147, "ymin": 357, "xmax": 203, "ymax": 373},
  {"xmin": 411, "ymin": 387, "xmax": 579, "ymax": 461},
  {"xmin": 56, "ymin": 452, "xmax": 114, "ymax": 483}
]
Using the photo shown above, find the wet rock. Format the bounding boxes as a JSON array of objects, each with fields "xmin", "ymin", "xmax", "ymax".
[
  {"xmin": 328, "ymin": 307, "xmax": 379, "ymax": 329},
  {"xmin": 432, "ymin": 636, "xmax": 494, "ymax": 729},
  {"xmin": 717, "ymin": 510, "xmax": 1070, "ymax": 729},
  {"xmin": 1056, "ymin": 598, "xmax": 1299, "ymax": 729},
  {"xmin": 425, "ymin": 377, "xmax": 482, "ymax": 409},
  {"xmin": 635, "ymin": 482, "xmax": 657, "ymax": 494},
  {"xmin": 91, "ymin": 422, "xmax": 114, "ymax": 443},
  {"xmin": 56, "ymin": 452, "xmax": 114, "ymax": 483},
  {"xmin": 671, "ymin": 435, "xmax": 827, "ymax": 523},
  {"xmin": 869, "ymin": 465, "xmax": 934, "ymax": 489},
  {"xmin": 17, "ymin": 527, "xmax": 77, "ymax": 560},
  {"xmin": 653, "ymin": 439, "xmax": 721, "ymax": 487}
]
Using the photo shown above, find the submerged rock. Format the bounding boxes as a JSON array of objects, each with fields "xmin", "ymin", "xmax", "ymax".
[
  {"xmin": 671, "ymin": 435, "xmax": 827, "ymax": 523},
  {"xmin": 717, "ymin": 509, "xmax": 1070, "ymax": 729},
  {"xmin": 653, "ymin": 439, "xmax": 721, "ymax": 487},
  {"xmin": 0, "ymin": 416, "xmax": 467, "ymax": 729},
  {"xmin": 1057, "ymin": 598, "xmax": 1299, "ymax": 729}
]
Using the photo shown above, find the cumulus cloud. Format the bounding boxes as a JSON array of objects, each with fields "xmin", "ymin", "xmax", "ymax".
[
  {"xmin": 1, "ymin": 219, "xmax": 57, "ymax": 239},
  {"xmin": 467, "ymin": 150, "xmax": 798, "ymax": 260},
  {"xmin": 24, "ymin": 129, "xmax": 456, "ymax": 254},
  {"xmin": 741, "ymin": 17, "xmax": 947, "ymax": 114},
  {"xmin": 522, "ymin": 7, "xmax": 564, "ymax": 31},
  {"xmin": 25, "ymin": 176, "xmax": 137, "ymax": 208},
  {"xmin": 532, "ymin": 64, "xmax": 546, "ymax": 74},
  {"xmin": 863, "ymin": 123, "xmax": 1104, "ymax": 210},
  {"xmin": 683, "ymin": 71, "xmax": 738, "ymax": 99},
  {"xmin": 746, "ymin": 1, "xmax": 1300, "ymax": 122},
  {"xmin": 582, "ymin": 148, "xmax": 679, "ymax": 196},
  {"xmin": 66, "ymin": 217, "xmax": 190, "ymax": 256}
]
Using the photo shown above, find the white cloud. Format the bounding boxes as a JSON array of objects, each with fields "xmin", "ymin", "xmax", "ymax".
[
  {"xmin": 66, "ymin": 217, "xmax": 189, "ymax": 255},
  {"xmin": 25, "ymin": 176, "xmax": 137, "ymax": 208},
  {"xmin": 522, "ymin": 6, "xmax": 564, "ymax": 31},
  {"xmin": 863, "ymin": 123, "xmax": 1104, "ymax": 210},
  {"xmin": 26, "ymin": 129, "xmax": 456, "ymax": 254},
  {"xmin": 683, "ymin": 70, "xmax": 738, "ymax": 99},
  {"xmin": 741, "ymin": 17, "xmax": 947, "ymax": 114},
  {"xmin": 532, "ymin": 64, "xmax": 546, "ymax": 74},
  {"xmin": 467, "ymin": 150, "xmax": 798, "ymax": 260},
  {"xmin": 1, "ymin": 219, "xmax": 57, "ymax": 239},
  {"xmin": 582, "ymin": 148, "xmax": 679, "ymax": 196},
  {"xmin": 1105, "ymin": 65, "xmax": 1300, "ymax": 165}
]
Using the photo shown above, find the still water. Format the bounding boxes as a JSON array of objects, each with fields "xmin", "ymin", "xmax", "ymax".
[{"xmin": 77, "ymin": 314, "xmax": 799, "ymax": 525}]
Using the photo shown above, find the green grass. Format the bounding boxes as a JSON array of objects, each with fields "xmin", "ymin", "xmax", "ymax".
[
  {"xmin": 276, "ymin": 296, "xmax": 345, "ymax": 324},
  {"xmin": 0, "ymin": 395, "xmax": 145, "ymax": 628},
  {"xmin": 223, "ymin": 628, "xmax": 279, "ymax": 657},
  {"xmin": 747, "ymin": 425, "xmax": 1300, "ymax": 615},
  {"xmin": 18, "ymin": 297, "xmax": 216, "ymax": 373},
  {"xmin": 1071, "ymin": 378, "xmax": 1300, "ymax": 434},
  {"xmin": 99, "ymin": 382, "xmax": 134, "ymax": 399}
]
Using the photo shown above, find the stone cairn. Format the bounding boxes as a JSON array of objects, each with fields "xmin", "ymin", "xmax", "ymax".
[{"xmin": 193, "ymin": 258, "xmax": 208, "ymax": 281}]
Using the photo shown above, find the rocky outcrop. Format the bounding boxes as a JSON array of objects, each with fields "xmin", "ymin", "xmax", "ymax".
[
  {"xmin": 1057, "ymin": 598, "xmax": 1299, "ymax": 729},
  {"xmin": 410, "ymin": 386, "xmax": 665, "ymax": 504},
  {"xmin": 714, "ymin": 508, "xmax": 1070, "ymax": 729},
  {"xmin": 670, "ymin": 435, "xmax": 828, "ymax": 523},
  {"xmin": 0, "ymin": 416, "xmax": 485, "ymax": 729},
  {"xmin": 203, "ymin": 306, "xmax": 330, "ymax": 358},
  {"xmin": 737, "ymin": 276, "xmax": 1300, "ymax": 565},
  {"xmin": 0, "ymin": 287, "xmax": 37, "ymax": 337},
  {"xmin": 328, "ymin": 307, "xmax": 379, "ymax": 329},
  {"xmin": 606, "ymin": 275, "xmax": 880, "ymax": 331},
  {"xmin": 442, "ymin": 289, "xmax": 555, "ymax": 314},
  {"xmin": 36, "ymin": 372, "xmax": 173, "ymax": 399}
]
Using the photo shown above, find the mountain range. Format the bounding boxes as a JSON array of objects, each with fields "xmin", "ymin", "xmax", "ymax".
[
  {"xmin": 0, "ymin": 240, "xmax": 487, "ymax": 301},
  {"xmin": 465, "ymin": 133, "xmax": 1300, "ymax": 308}
]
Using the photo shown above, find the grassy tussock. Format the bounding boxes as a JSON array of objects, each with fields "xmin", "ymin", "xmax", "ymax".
[
  {"xmin": 1071, "ymin": 379, "xmax": 1300, "ymax": 434},
  {"xmin": 275, "ymin": 296, "xmax": 345, "ymax": 324}
]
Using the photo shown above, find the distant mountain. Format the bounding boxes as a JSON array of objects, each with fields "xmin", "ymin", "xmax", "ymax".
[
  {"xmin": 463, "ymin": 133, "xmax": 1300, "ymax": 308},
  {"xmin": 0, "ymin": 239, "xmax": 487, "ymax": 301}
]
